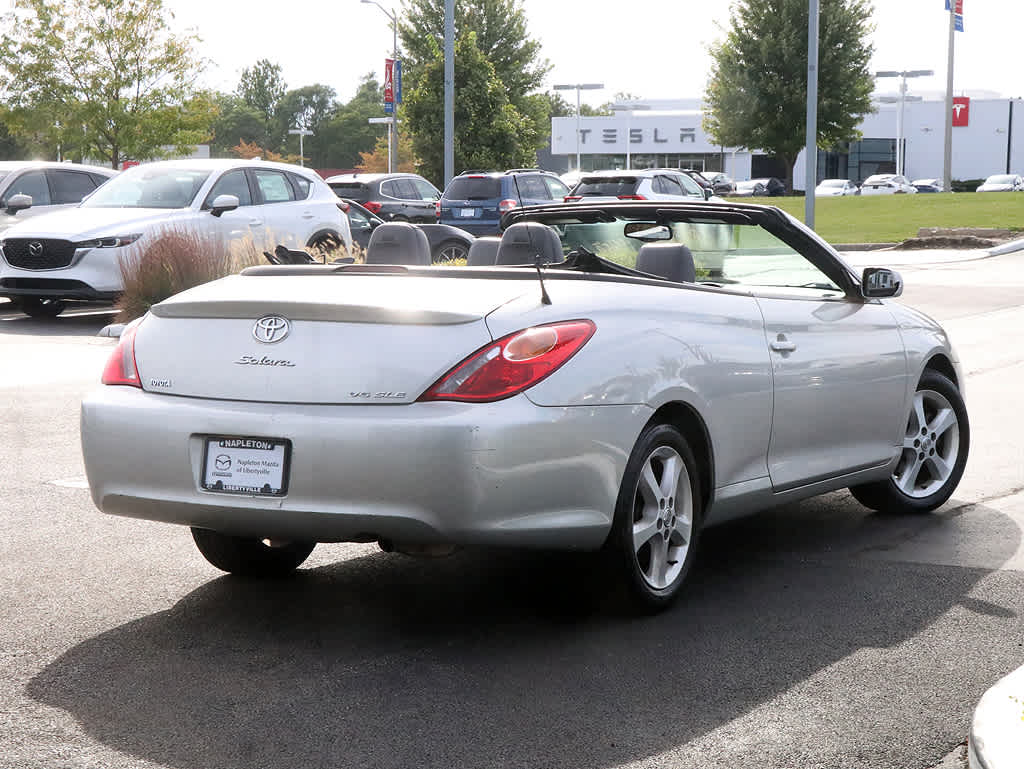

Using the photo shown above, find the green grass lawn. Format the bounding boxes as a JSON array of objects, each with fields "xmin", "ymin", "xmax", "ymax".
[{"xmin": 741, "ymin": 192, "xmax": 1024, "ymax": 244}]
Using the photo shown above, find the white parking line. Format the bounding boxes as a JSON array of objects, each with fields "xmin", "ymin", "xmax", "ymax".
[{"xmin": 48, "ymin": 477, "xmax": 90, "ymax": 489}]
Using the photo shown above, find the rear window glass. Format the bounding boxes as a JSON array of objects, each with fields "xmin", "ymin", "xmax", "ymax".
[
  {"xmin": 575, "ymin": 177, "xmax": 640, "ymax": 197},
  {"xmin": 329, "ymin": 182, "xmax": 370, "ymax": 202},
  {"xmin": 444, "ymin": 177, "xmax": 501, "ymax": 200}
]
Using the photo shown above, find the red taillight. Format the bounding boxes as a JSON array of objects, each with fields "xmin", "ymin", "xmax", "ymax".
[
  {"xmin": 419, "ymin": 320, "xmax": 596, "ymax": 403},
  {"xmin": 498, "ymin": 198, "xmax": 518, "ymax": 213},
  {"xmin": 564, "ymin": 195, "xmax": 582, "ymax": 202},
  {"xmin": 435, "ymin": 200, "xmax": 441, "ymax": 218},
  {"xmin": 101, "ymin": 321, "xmax": 142, "ymax": 387},
  {"xmin": 363, "ymin": 201, "xmax": 383, "ymax": 214},
  {"xmin": 616, "ymin": 194, "xmax": 647, "ymax": 200},
  {"xmin": 336, "ymin": 200, "xmax": 350, "ymax": 213}
]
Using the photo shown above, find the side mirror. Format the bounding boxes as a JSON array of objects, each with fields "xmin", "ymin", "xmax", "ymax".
[
  {"xmin": 704, "ymin": 188, "xmax": 713, "ymax": 200},
  {"xmin": 5, "ymin": 193, "xmax": 32, "ymax": 215},
  {"xmin": 862, "ymin": 267, "xmax": 903, "ymax": 298},
  {"xmin": 209, "ymin": 194, "xmax": 240, "ymax": 217}
]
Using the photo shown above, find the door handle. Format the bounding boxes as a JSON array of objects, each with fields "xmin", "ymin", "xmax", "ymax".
[
  {"xmin": 770, "ymin": 336, "xmax": 797, "ymax": 353},
  {"xmin": 301, "ymin": 212, "xmax": 315, "ymax": 219},
  {"xmin": 248, "ymin": 219, "xmax": 264, "ymax": 226}
]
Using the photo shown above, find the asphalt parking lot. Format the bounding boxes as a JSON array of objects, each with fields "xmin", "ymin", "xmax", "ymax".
[{"xmin": 2, "ymin": 249, "xmax": 1024, "ymax": 768}]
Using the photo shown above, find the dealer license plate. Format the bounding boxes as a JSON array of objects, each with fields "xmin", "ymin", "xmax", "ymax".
[
  {"xmin": 458, "ymin": 207, "xmax": 477, "ymax": 217},
  {"xmin": 201, "ymin": 436, "xmax": 290, "ymax": 496}
]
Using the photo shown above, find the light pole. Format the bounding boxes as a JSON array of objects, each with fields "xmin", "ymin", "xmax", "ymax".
[
  {"xmin": 361, "ymin": 0, "xmax": 399, "ymax": 174},
  {"xmin": 288, "ymin": 128, "xmax": 314, "ymax": 167},
  {"xmin": 553, "ymin": 83, "xmax": 603, "ymax": 172},
  {"xmin": 875, "ymin": 70, "xmax": 934, "ymax": 177},
  {"xmin": 611, "ymin": 102, "xmax": 650, "ymax": 170}
]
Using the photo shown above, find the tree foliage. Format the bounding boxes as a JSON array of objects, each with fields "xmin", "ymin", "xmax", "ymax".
[
  {"xmin": 404, "ymin": 32, "xmax": 539, "ymax": 185},
  {"xmin": 357, "ymin": 132, "xmax": 417, "ymax": 174},
  {"xmin": 237, "ymin": 58, "xmax": 287, "ymax": 150},
  {"xmin": 399, "ymin": 0, "xmax": 549, "ymax": 109},
  {"xmin": 316, "ymin": 75, "xmax": 387, "ymax": 169},
  {"xmin": 0, "ymin": 0, "xmax": 212, "ymax": 168},
  {"xmin": 703, "ymin": 0, "xmax": 875, "ymax": 188}
]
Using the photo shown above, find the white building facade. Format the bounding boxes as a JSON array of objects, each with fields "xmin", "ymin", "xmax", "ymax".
[{"xmin": 550, "ymin": 95, "xmax": 1024, "ymax": 189}]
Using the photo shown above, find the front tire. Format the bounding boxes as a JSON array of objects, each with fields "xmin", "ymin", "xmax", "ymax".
[
  {"xmin": 849, "ymin": 370, "xmax": 969, "ymax": 513},
  {"xmin": 18, "ymin": 297, "xmax": 67, "ymax": 318},
  {"xmin": 606, "ymin": 423, "xmax": 702, "ymax": 611},
  {"xmin": 191, "ymin": 528, "xmax": 315, "ymax": 577}
]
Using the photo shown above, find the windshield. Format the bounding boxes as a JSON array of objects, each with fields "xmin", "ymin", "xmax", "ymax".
[
  {"xmin": 538, "ymin": 212, "xmax": 841, "ymax": 292},
  {"xmin": 820, "ymin": 180, "xmax": 846, "ymax": 188},
  {"xmin": 83, "ymin": 166, "xmax": 211, "ymax": 209},
  {"xmin": 444, "ymin": 177, "xmax": 501, "ymax": 201},
  {"xmin": 985, "ymin": 175, "xmax": 1015, "ymax": 184},
  {"xmin": 864, "ymin": 175, "xmax": 893, "ymax": 185}
]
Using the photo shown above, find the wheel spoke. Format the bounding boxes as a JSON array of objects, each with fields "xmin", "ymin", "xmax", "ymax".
[
  {"xmin": 928, "ymin": 407, "xmax": 957, "ymax": 440},
  {"xmin": 912, "ymin": 394, "xmax": 927, "ymax": 435},
  {"xmin": 632, "ymin": 517, "xmax": 660, "ymax": 552},
  {"xmin": 896, "ymin": 457, "xmax": 923, "ymax": 495},
  {"xmin": 924, "ymin": 453, "xmax": 952, "ymax": 483},
  {"xmin": 639, "ymin": 462, "xmax": 662, "ymax": 508},
  {"xmin": 659, "ymin": 453, "xmax": 681, "ymax": 498},
  {"xmin": 648, "ymin": 536, "xmax": 670, "ymax": 587}
]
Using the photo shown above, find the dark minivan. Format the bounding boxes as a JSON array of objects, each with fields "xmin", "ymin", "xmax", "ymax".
[
  {"xmin": 326, "ymin": 172, "xmax": 441, "ymax": 223},
  {"xmin": 438, "ymin": 169, "xmax": 570, "ymax": 236}
]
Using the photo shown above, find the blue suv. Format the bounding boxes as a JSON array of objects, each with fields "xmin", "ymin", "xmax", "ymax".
[{"xmin": 438, "ymin": 169, "xmax": 571, "ymax": 236}]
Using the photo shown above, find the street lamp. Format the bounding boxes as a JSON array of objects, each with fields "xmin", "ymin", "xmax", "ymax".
[
  {"xmin": 611, "ymin": 102, "xmax": 651, "ymax": 170},
  {"xmin": 553, "ymin": 83, "xmax": 603, "ymax": 172},
  {"xmin": 361, "ymin": 0, "xmax": 399, "ymax": 174},
  {"xmin": 288, "ymin": 128, "xmax": 314, "ymax": 167},
  {"xmin": 876, "ymin": 69, "xmax": 934, "ymax": 177}
]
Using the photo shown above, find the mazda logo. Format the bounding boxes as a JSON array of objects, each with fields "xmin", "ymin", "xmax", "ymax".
[
  {"xmin": 28, "ymin": 241, "xmax": 43, "ymax": 257},
  {"xmin": 253, "ymin": 315, "xmax": 290, "ymax": 344}
]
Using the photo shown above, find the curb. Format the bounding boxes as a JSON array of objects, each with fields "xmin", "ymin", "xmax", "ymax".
[{"xmin": 967, "ymin": 663, "xmax": 1024, "ymax": 769}]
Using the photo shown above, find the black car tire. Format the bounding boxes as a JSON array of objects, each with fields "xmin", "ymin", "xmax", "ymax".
[
  {"xmin": 605, "ymin": 423, "xmax": 702, "ymax": 612},
  {"xmin": 433, "ymin": 240, "xmax": 469, "ymax": 264},
  {"xmin": 191, "ymin": 528, "xmax": 316, "ymax": 577},
  {"xmin": 849, "ymin": 371, "xmax": 969, "ymax": 514},
  {"xmin": 18, "ymin": 297, "xmax": 67, "ymax": 318},
  {"xmin": 306, "ymin": 231, "xmax": 344, "ymax": 258}
]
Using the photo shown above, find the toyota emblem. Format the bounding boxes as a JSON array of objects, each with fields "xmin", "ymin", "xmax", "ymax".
[
  {"xmin": 28, "ymin": 241, "xmax": 43, "ymax": 257},
  {"xmin": 253, "ymin": 315, "xmax": 290, "ymax": 344}
]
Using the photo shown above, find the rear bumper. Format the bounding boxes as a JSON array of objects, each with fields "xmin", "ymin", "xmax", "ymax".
[
  {"xmin": 81, "ymin": 387, "xmax": 649, "ymax": 549},
  {"xmin": 438, "ymin": 219, "xmax": 500, "ymax": 237}
]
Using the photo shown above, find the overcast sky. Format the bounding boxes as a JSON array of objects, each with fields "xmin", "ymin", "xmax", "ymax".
[{"xmin": 8, "ymin": 1, "xmax": 1021, "ymax": 105}]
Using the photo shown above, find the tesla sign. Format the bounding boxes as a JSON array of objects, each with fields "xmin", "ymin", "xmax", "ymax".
[{"xmin": 952, "ymin": 97, "xmax": 970, "ymax": 127}]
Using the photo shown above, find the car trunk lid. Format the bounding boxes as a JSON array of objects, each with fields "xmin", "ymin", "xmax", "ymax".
[{"xmin": 135, "ymin": 273, "xmax": 530, "ymax": 404}]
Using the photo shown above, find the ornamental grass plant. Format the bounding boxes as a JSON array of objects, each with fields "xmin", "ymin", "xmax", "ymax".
[{"xmin": 115, "ymin": 228, "xmax": 263, "ymax": 322}]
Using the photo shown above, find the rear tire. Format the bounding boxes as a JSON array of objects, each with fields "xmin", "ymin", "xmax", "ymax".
[
  {"xmin": 849, "ymin": 370, "xmax": 969, "ymax": 514},
  {"xmin": 433, "ymin": 240, "xmax": 469, "ymax": 264},
  {"xmin": 605, "ymin": 423, "xmax": 702, "ymax": 611},
  {"xmin": 190, "ymin": 528, "xmax": 315, "ymax": 577},
  {"xmin": 18, "ymin": 297, "xmax": 67, "ymax": 318}
]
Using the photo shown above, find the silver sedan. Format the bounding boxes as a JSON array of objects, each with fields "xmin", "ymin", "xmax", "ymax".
[{"xmin": 81, "ymin": 201, "xmax": 970, "ymax": 610}]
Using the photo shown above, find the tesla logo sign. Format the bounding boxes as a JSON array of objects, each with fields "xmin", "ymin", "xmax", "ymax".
[{"xmin": 952, "ymin": 97, "xmax": 970, "ymax": 127}]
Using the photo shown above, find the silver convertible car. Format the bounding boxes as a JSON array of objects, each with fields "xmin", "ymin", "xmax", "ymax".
[{"xmin": 81, "ymin": 201, "xmax": 969, "ymax": 610}]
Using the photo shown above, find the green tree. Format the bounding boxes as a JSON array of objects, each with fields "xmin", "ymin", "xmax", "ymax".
[
  {"xmin": 703, "ymin": 0, "xmax": 875, "ymax": 190},
  {"xmin": 0, "ymin": 0, "xmax": 213, "ymax": 168},
  {"xmin": 208, "ymin": 93, "xmax": 264, "ymax": 158},
  {"xmin": 404, "ymin": 32, "xmax": 538, "ymax": 184},
  {"xmin": 399, "ymin": 0, "xmax": 549, "ymax": 108},
  {"xmin": 237, "ymin": 58, "xmax": 287, "ymax": 151},
  {"xmin": 277, "ymin": 84, "xmax": 338, "ymax": 165},
  {"xmin": 316, "ymin": 74, "xmax": 387, "ymax": 169}
]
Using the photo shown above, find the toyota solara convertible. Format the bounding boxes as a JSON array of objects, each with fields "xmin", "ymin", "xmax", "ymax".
[{"xmin": 81, "ymin": 201, "xmax": 969, "ymax": 609}]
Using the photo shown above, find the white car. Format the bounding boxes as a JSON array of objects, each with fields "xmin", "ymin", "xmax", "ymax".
[
  {"xmin": 0, "ymin": 159, "xmax": 351, "ymax": 317},
  {"xmin": 815, "ymin": 179, "xmax": 860, "ymax": 197},
  {"xmin": 859, "ymin": 174, "xmax": 918, "ymax": 195},
  {"xmin": 0, "ymin": 161, "xmax": 117, "ymax": 232},
  {"xmin": 567, "ymin": 169, "xmax": 712, "ymax": 203},
  {"xmin": 976, "ymin": 174, "xmax": 1024, "ymax": 192}
]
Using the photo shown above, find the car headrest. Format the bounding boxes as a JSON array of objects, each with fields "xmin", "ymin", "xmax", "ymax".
[
  {"xmin": 635, "ymin": 243, "xmax": 696, "ymax": 283},
  {"xmin": 466, "ymin": 236, "xmax": 501, "ymax": 266},
  {"xmin": 366, "ymin": 222, "xmax": 431, "ymax": 265},
  {"xmin": 495, "ymin": 222, "xmax": 563, "ymax": 266}
]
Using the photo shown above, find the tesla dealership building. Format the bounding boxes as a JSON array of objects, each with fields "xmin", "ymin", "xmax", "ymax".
[{"xmin": 549, "ymin": 94, "xmax": 1024, "ymax": 188}]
